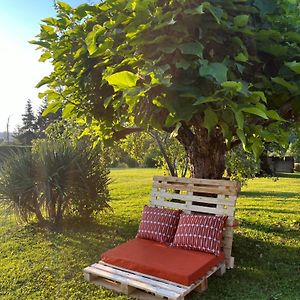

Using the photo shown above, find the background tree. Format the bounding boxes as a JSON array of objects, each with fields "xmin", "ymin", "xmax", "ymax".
[
  {"xmin": 35, "ymin": 98, "xmax": 62, "ymax": 138},
  {"xmin": 14, "ymin": 99, "xmax": 37, "ymax": 145},
  {"xmin": 32, "ymin": 0, "xmax": 300, "ymax": 179}
]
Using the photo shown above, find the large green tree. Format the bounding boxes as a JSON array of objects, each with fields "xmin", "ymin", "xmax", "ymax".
[{"xmin": 32, "ymin": 0, "xmax": 300, "ymax": 178}]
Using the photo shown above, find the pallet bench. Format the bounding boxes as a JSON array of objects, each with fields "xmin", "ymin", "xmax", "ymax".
[{"xmin": 84, "ymin": 176, "xmax": 239, "ymax": 299}]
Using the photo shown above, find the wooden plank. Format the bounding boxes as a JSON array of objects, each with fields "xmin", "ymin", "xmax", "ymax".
[
  {"xmin": 84, "ymin": 266, "xmax": 183, "ymax": 299},
  {"xmin": 93, "ymin": 263, "xmax": 186, "ymax": 294},
  {"xmin": 150, "ymin": 199, "xmax": 234, "ymax": 216},
  {"xmin": 153, "ymin": 182, "xmax": 237, "ymax": 196},
  {"xmin": 153, "ymin": 176, "xmax": 239, "ymax": 188},
  {"xmin": 150, "ymin": 191, "xmax": 236, "ymax": 207},
  {"xmin": 100, "ymin": 262, "xmax": 189, "ymax": 289}
]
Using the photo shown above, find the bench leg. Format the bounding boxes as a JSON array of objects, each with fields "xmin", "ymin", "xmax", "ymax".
[
  {"xmin": 195, "ymin": 278, "xmax": 208, "ymax": 294},
  {"xmin": 215, "ymin": 262, "xmax": 226, "ymax": 276}
]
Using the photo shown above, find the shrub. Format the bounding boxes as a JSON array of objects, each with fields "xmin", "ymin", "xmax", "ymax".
[
  {"xmin": 226, "ymin": 146, "xmax": 260, "ymax": 185},
  {"xmin": 0, "ymin": 140, "xmax": 110, "ymax": 229},
  {"xmin": 294, "ymin": 163, "xmax": 300, "ymax": 172}
]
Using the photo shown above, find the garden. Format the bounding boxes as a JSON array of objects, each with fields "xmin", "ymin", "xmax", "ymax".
[{"xmin": 0, "ymin": 169, "xmax": 299, "ymax": 299}]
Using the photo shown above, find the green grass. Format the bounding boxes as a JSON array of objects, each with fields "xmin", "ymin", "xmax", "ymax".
[{"xmin": 0, "ymin": 169, "xmax": 299, "ymax": 299}]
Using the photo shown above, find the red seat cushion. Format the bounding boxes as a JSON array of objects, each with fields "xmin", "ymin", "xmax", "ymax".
[{"xmin": 101, "ymin": 238, "xmax": 225, "ymax": 286}]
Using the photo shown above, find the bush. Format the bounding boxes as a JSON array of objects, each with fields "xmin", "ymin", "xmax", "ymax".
[
  {"xmin": 294, "ymin": 163, "xmax": 300, "ymax": 172},
  {"xmin": 0, "ymin": 140, "xmax": 110, "ymax": 229},
  {"xmin": 226, "ymin": 146, "xmax": 260, "ymax": 185}
]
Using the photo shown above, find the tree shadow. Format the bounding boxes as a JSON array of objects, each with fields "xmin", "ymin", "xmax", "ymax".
[
  {"xmin": 240, "ymin": 190, "xmax": 299, "ymax": 198},
  {"xmin": 238, "ymin": 207, "xmax": 300, "ymax": 215}
]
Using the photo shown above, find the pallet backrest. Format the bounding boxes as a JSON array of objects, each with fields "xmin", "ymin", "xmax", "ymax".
[{"xmin": 149, "ymin": 176, "xmax": 240, "ymax": 268}]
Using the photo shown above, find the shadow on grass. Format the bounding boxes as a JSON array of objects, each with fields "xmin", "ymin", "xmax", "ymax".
[
  {"xmin": 240, "ymin": 191, "xmax": 299, "ymax": 198},
  {"xmin": 238, "ymin": 207, "xmax": 300, "ymax": 215},
  {"xmin": 275, "ymin": 172, "xmax": 300, "ymax": 179}
]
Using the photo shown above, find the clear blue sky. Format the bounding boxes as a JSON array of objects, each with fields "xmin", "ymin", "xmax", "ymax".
[{"xmin": 0, "ymin": 0, "xmax": 91, "ymax": 132}]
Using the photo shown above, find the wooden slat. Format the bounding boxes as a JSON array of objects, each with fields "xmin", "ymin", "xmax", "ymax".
[
  {"xmin": 150, "ymin": 191, "xmax": 236, "ymax": 206},
  {"xmin": 150, "ymin": 199, "xmax": 235, "ymax": 217},
  {"xmin": 92, "ymin": 263, "xmax": 186, "ymax": 294},
  {"xmin": 153, "ymin": 176, "xmax": 238, "ymax": 188},
  {"xmin": 83, "ymin": 266, "xmax": 183, "ymax": 300},
  {"xmin": 153, "ymin": 182, "xmax": 237, "ymax": 196}
]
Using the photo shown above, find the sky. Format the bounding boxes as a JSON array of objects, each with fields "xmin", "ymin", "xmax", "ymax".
[{"xmin": 0, "ymin": 0, "xmax": 90, "ymax": 132}]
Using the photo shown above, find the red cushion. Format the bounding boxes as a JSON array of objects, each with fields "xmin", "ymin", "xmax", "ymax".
[
  {"xmin": 171, "ymin": 214, "xmax": 227, "ymax": 256},
  {"xmin": 101, "ymin": 238, "xmax": 225, "ymax": 286},
  {"xmin": 136, "ymin": 206, "xmax": 181, "ymax": 243}
]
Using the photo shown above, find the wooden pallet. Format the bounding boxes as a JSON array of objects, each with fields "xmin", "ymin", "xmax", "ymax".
[
  {"xmin": 84, "ymin": 261, "xmax": 226, "ymax": 300},
  {"xmin": 84, "ymin": 176, "xmax": 239, "ymax": 299}
]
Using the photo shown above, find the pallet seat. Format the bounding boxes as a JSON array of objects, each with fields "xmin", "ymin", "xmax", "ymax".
[{"xmin": 84, "ymin": 176, "xmax": 239, "ymax": 299}]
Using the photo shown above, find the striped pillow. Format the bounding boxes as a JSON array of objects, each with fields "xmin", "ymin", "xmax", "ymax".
[
  {"xmin": 171, "ymin": 214, "xmax": 228, "ymax": 256},
  {"xmin": 136, "ymin": 206, "xmax": 181, "ymax": 243}
]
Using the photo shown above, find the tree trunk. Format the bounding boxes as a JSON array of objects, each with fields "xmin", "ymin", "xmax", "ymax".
[{"xmin": 177, "ymin": 124, "xmax": 226, "ymax": 179}]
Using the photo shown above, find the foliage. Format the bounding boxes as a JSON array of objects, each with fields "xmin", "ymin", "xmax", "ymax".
[
  {"xmin": 0, "ymin": 169, "xmax": 299, "ymax": 299},
  {"xmin": 120, "ymin": 131, "xmax": 188, "ymax": 176},
  {"xmin": 35, "ymin": 98, "xmax": 62, "ymax": 139},
  {"xmin": 0, "ymin": 139, "xmax": 110, "ymax": 229},
  {"xmin": 32, "ymin": 0, "xmax": 300, "ymax": 177},
  {"xmin": 226, "ymin": 145, "xmax": 260, "ymax": 185},
  {"xmin": 14, "ymin": 99, "xmax": 38, "ymax": 145}
]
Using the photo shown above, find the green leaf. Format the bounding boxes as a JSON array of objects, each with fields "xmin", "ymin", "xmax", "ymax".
[
  {"xmin": 266, "ymin": 110, "xmax": 285, "ymax": 121},
  {"xmin": 75, "ymin": 4, "xmax": 97, "ymax": 19},
  {"xmin": 36, "ymin": 76, "xmax": 52, "ymax": 88},
  {"xmin": 234, "ymin": 15, "xmax": 249, "ymax": 27},
  {"xmin": 242, "ymin": 107, "xmax": 268, "ymax": 119},
  {"xmin": 42, "ymin": 101, "xmax": 61, "ymax": 116},
  {"xmin": 203, "ymin": 108, "xmax": 218, "ymax": 135},
  {"xmin": 236, "ymin": 129, "xmax": 247, "ymax": 150},
  {"xmin": 271, "ymin": 77, "xmax": 298, "ymax": 93},
  {"xmin": 179, "ymin": 42, "xmax": 204, "ymax": 58},
  {"xmin": 170, "ymin": 123, "xmax": 182, "ymax": 138},
  {"xmin": 251, "ymin": 91, "xmax": 267, "ymax": 103},
  {"xmin": 254, "ymin": 0, "xmax": 277, "ymax": 15},
  {"xmin": 193, "ymin": 97, "xmax": 222, "ymax": 105},
  {"xmin": 251, "ymin": 137, "xmax": 263, "ymax": 160},
  {"xmin": 175, "ymin": 59, "xmax": 191, "ymax": 70},
  {"xmin": 56, "ymin": 1, "xmax": 73, "ymax": 12},
  {"xmin": 39, "ymin": 51, "xmax": 51, "ymax": 62},
  {"xmin": 221, "ymin": 81, "xmax": 243, "ymax": 92},
  {"xmin": 235, "ymin": 52, "xmax": 248, "ymax": 62},
  {"xmin": 85, "ymin": 25, "xmax": 105, "ymax": 55},
  {"xmin": 234, "ymin": 110, "xmax": 244, "ymax": 130},
  {"xmin": 199, "ymin": 61, "xmax": 228, "ymax": 83},
  {"xmin": 62, "ymin": 103, "xmax": 75, "ymax": 118},
  {"xmin": 105, "ymin": 71, "xmax": 139, "ymax": 91},
  {"xmin": 285, "ymin": 61, "xmax": 300, "ymax": 74}
]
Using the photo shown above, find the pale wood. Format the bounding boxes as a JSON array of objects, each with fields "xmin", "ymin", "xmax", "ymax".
[
  {"xmin": 153, "ymin": 176, "xmax": 238, "ymax": 187},
  {"xmin": 215, "ymin": 263, "xmax": 226, "ymax": 276},
  {"xmin": 150, "ymin": 191, "xmax": 236, "ymax": 206},
  {"xmin": 94, "ymin": 263, "xmax": 187, "ymax": 293},
  {"xmin": 153, "ymin": 182, "xmax": 237, "ymax": 196},
  {"xmin": 194, "ymin": 278, "xmax": 208, "ymax": 293},
  {"xmin": 83, "ymin": 266, "xmax": 182, "ymax": 299}
]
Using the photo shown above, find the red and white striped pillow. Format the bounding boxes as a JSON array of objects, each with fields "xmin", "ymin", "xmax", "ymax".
[
  {"xmin": 136, "ymin": 206, "xmax": 181, "ymax": 243},
  {"xmin": 171, "ymin": 214, "xmax": 228, "ymax": 256}
]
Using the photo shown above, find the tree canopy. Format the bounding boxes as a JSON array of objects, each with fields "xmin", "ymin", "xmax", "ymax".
[{"xmin": 32, "ymin": 0, "xmax": 300, "ymax": 178}]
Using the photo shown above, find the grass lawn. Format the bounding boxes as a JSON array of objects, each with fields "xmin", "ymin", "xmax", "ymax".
[{"xmin": 0, "ymin": 168, "xmax": 299, "ymax": 300}]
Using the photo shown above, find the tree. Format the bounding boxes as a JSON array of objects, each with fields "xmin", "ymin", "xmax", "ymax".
[
  {"xmin": 35, "ymin": 98, "xmax": 62, "ymax": 138},
  {"xmin": 32, "ymin": 0, "xmax": 300, "ymax": 179},
  {"xmin": 14, "ymin": 99, "xmax": 37, "ymax": 145}
]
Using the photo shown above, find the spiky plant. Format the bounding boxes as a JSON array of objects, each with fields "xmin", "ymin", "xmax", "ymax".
[{"xmin": 0, "ymin": 150, "xmax": 44, "ymax": 223}]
